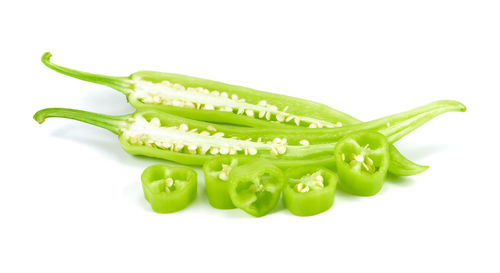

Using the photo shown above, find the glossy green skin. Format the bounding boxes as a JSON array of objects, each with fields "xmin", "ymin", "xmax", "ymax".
[
  {"xmin": 202, "ymin": 157, "xmax": 254, "ymax": 209},
  {"xmin": 141, "ymin": 164, "xmax": 197, "ymax": 213},
  {"xmin": 283, "ymin": 166, "xmax": 337, "ymax": 217},
  {"xmin": 33, "ymin": 100, "xmax": 466, "ymax": 168},
  {"xmin": 334, "ymin": 132, "xmax": 390, "ymax": 196},
  {"xmin": 228, "ymin": 160, "xmax": 285, "ymax": 217},
  {"xmin": 41, "ymin": 52, "xmax": 466, "ymax": 176}
]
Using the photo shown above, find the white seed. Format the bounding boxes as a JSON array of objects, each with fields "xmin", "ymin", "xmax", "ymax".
[
  {"xmin": 239, "ymin": 98, "xmax": 246, "ymax": 103},
  {"xmin": 221, "ymin": 92, "xmax": 228, "ymax": 98},
  {"xmin": 237, "ymin": 108, "xmax": 245, "ymax": 115},
  {"xmin": 219, "ymin": 147, "xmax": 229, "ymax": 155},
  {"xmin": 245, "ymin": 109, "xmax": 254, "ymax": 117},
  {"xmin": 188, "ymin": 144, "xmax": 198, "ymax": 153},
  {"xmin": 273, "ymin": 138, "xmax": 282, "ymax": 144},
  {"xmin": 299, "ymin": 139, "xmax": 310, "ymax": 146},
  {"xmin": 248, "ymin": 147, "xmax": 258, "ymax": 155},
  {"xmin": 213, "ymin": 132, "xmax": 225, "ymax": 137},
  {"xmin": 150, "ymin": 117, "xmax": 161, "ymax": 127},
  {"xmin": 317, "ymin": 124, "xmax": 324, "ymax": 128},
  {"xmin": 207, "ymin": 125, "xmax": 216, "ymax": 131},
  {"xmin": 143, "ymin": 96, "xmax": 154, "ymax": 103},
  {"xmin": 268, "ymin": 105, "xmax": 278, "ymax": 111},
  {"xmin": 257, "ymin": 137, "xmax": 262, "ymax": 143},
  {"xmin": 265, "ymin": 112, "xmax": 271, "ymax": 120},
  {"xmin": 210, "ymin": 147, "xmax": 219, "ymax": 155},
  {"xmin": 294, "ymin": 183, "xmax": 309, "ymax": 193},
  {"xmin": 199, "ymin": 145, "xmax": 210, "ymax": 155},
  {"xmin": 229, "ymin": 149, "xmax": 238, "ymax": 155},
  {"xmin": 283, "ymin": 106, "xmax": 289, "ymax": 112},
  {"xmin": 179, "ymin": 123, "xmax": 189, "ymax": 131},
  {"xmin": 336, "ymin": 122, "xmax": 343, "ymax": 127},
  {"xmin": 221, "ymin": 106, "xmax": 233, "ymax": 112},
  {"xmin": 129, "ymin": 137, "xmax": 138, "ymax": 144},
  {"xmin": 172, "ymin": 83, "xmax": 185, "ymax": 90},
  {"xmin": 172, "ymin": 99, "xmax": 184, "ymax": 107},
  {"xmin": 231, "ymin": 94, "xmax": 239, "ymax": 101},
  {"xmin": 285, "ymin": 115, "xmax": 294, "ymax": 122},
  {"xmin": 354, "ymin": 154, "xmax": 364, "ymax": 162},
  {"xmin": 309, "ymin": 123, "xmax": 318, "ymax": 128},
  {"xmin": 188, "ymin": 128, "xmax": 198, "ymax": 133},
  {"xmin": 165, "ymin": 178, "xmax": 174, "ymax": 187},
  {"xmin": 203, "ymin": 104, "xmax": 215, "ymax": 110},
  {"xmin": 153, "ymin": 96, "xmax": 162, "ymax": 103},
  {"xmin": 258, "ymin": 111, "xmax": 266, "ymax": 118},
  {"xmin": 276, "ymin": 113, "xmax": 285, "ymax": 122},
  {"xmin": 341, "ymin": 153, "xmax": 345, "ymax": 161},
  {"xmin": 277, "ymin": 145, "xmax": 287, "ymax": 154},
  {"xmin": 218, "ymin": 172, "xmax": 228, "ymax": 181},
  {"xmin": 270, "ymin": 147, "xmax": 278, "ymax": 156},
  {"xmin": 211, "ymin": 90, "xmax": 220, "ymax": 96},
  {"xmin": 174, "ymin": 143, "xmax": 185, "ymax": 152},
  {"xmin": 258, "ymin": 100, "xmax": 267, "ymax": 106},
  {"xmin": 200, "ymin": 131, "xmax": 210, "ymax": 136}
]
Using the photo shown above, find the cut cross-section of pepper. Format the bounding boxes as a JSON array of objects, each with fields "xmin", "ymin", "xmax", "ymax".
[
  {"xmin": 203, "ymin": 157, "xmax": 254, "ymax": 209},
  {"xmin": 141, "ymin": 164, "xmax": 197, "ymax": 213},
  {"xmin": 283, "ymin": 166, "xmax": 337, "ymax": 216},
  {"xmin": 334, "ymin": 131, "xmax": 390, "ymax": 196},
  {"xmin": 228, "ymin": 160, "xmax": 285, "ymax": 217}
]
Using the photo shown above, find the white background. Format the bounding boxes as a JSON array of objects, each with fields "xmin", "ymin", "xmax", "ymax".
[{"xmin": 1, "ymin": 1, "xmax": 499, "ymax": 272}]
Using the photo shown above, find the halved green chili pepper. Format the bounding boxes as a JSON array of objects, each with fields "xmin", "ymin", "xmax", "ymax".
[
  {"xmin": 203, "ymin": 157, "xmax": 253, "ymax": 209},
  {"xmin": 141, "ymin": 164, "xmax": 197, "ymax": 213},
  {"xmin": 41, "ymin": 53, "xmax": 465, "ymax": 176},
  {"xmin": 334, "ymin": 131, "xmax": 390, "ymax": 196},
  {"xmin": 228, "ymin": 160, "xmax": 285, "ymax": 217},
  {"xmin": 283, "ymin": 166, "xmax": 337, "ymax": 216},
  {"xmin": 33, "ymin": 100, "xmax": 465, "ymax": 167}
]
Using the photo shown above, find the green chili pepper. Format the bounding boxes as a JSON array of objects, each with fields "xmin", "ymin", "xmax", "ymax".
[
  {"xmin": 228, "ymin": 160, "xmax": 285, "ymax": 217},
  {"xmin": 334, "ymin": 131, "xmax": 390, "ymax": 196},
  {"xmin": 203, "ymin": 157, "xmax": 253, "ymax": 209},
  {"xmin": 41, "ymin": 53, "xmax": 465, "ymax": 176},
  {"xmin": 141, "ymin": 164, "xmax": 197, "ymax": 213},
  {"xmin": 33, "ymin": 100, "xmax": 465, "ymax": 167},
  {"xmin": 283, "ymin": 166, "xmax": 337, "ymax": 216}
]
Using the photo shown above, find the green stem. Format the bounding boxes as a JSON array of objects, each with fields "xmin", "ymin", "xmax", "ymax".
[
  {"xmin": 33, "ymin": 108, "xmax": 127, "ymax": 135},
  {"xmin": 41, "ymin": 52, "xmax": 132, "ymax": 95}
]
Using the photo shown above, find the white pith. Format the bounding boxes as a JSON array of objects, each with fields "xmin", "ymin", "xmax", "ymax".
[
  {"xmin": 121, "ymin": 116, "xmax": 288, "ymax": 156},
  {"xmin": 130, "ymin": 79, "xmax": 341, "ymax": 128}
]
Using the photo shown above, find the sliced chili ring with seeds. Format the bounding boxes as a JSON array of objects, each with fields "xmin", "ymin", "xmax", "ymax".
[
  {"xmin": 283, "ymin": 166, "xmax": 337, "ymax": 216},
  {"xmin": 228, "ymin": 160, "xmax": 285, "ymax": 217},
  {"xmin": 141, "ymin": 164, "xmax": 198, "ymax": 213},
  {"xmin": 334, "ymin": 131, "xmax": 390, "ymax": 196}
]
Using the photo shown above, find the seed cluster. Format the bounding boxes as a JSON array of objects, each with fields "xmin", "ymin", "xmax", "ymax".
[
  {"xmin": 121, "ymin": 116, "xmax": 289, "ymax": 156},
  {"xmin": 218, "ymin": 164, "xmax": 232, "ymax": 181},
  {"xmin": 344, "ymin": 150, "xmax": 376, "ymax": 173},
  {"xmin": 132, "ymin": 79, "xmax": 342, "ymax": 129},
  {"xmin": 294, "ymin": 171, "xmax": 325, "ymax": 193}
]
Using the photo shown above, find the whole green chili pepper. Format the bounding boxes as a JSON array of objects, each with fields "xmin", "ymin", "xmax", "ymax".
[
  {"xmin": 283, "ymin": 166, "xmax": 337, "ymax": 216},
  {"xmin": 42, "ymin": 53, "xmax": 465, "ymax": 176},
  {"xmin": 141, "ymin": 164, "xmax": 197, "ymax": 213},
  {"xmin": 334, "ymin": 131, "xmax": 390, "ymax": 196},
  {"xmin": 228, "ymin": 160, "xmax": 285, "ymax": 217},
  {"xmin": 33, "ymin": 100, "xmax": 464, "ymax": 168}
]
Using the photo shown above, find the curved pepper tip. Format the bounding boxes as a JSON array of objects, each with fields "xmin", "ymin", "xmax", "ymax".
[
  {"xmin": 41, "ymin": 52, "xmax": 53, "ymax": 65},
  {"xmin": 33, "ymin": 110, "xmax": 47, "ymax": 124}
]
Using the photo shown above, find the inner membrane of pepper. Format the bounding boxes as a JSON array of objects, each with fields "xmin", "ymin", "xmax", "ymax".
[
  {"xmin": 121, "ymin": 115, "xmax": 289, "ymax": 156},
  {"xmin": 130, "ymin": 78, "xmax": 342, "ymax": 129},
  {"xmin": 235, "ymin": 173, "xmax": 278, "ymax": 210},
  {"xmin": 290, "ymin": 171, "xmax": 326, "ymax": 193},
  {"xmin": 340, "ymin": 139, "xmax": 382, "ymax": 174}
]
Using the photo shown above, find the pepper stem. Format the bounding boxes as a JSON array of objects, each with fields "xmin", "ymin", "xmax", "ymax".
[
  {"xmin": 41, "ymin": 52, "xmax": 133, "ymax": 95},
  {"xmin": 33, "ymin": 108, "xmax": 128, "ymax": 135}
]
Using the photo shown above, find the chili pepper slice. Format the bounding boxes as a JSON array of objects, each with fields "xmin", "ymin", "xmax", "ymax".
[
  {"xmin": 334, "ymin": 131, "xmax": 390, "ymax": 196},
  {"xmin": 283, "ymin": 166, "xmax": 337, "ymax": 216},
  {"xmin": 203, "ymin": 157, "xmax": 253, "ymax": 209},
  {"xmin": 228, "ymin": 160, "xmax": 285, "ymax": 217},
  {"xmin": 41, "ymin": 53, "xmax": 466, "ymax": 176},
  {"xmin": 141, "ymin": 164, "xmax": 197, "ymax": 213}
]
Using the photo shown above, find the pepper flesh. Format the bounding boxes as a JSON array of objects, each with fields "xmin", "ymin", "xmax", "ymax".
[
  {"xmin": 33, "ymin": 100, "xmax": 466, "ymax": 167},
  {"xmin": 228, "ymin": 160, "xmax": 285, "ymax": 217},
  {"xmin": 283, "ymin": 166, "xmax": 337, "ymax": 216},
  {"xmin": 141, "ymin": 164, "xmax": 197, "ymax": 213},
  {"xmin": 334, "ymin": 131, "xmax": 390, "ymax": 196},
  {"xmin": 41, "ymin": 53, "xmax": 465, "ymax": 175}
]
